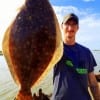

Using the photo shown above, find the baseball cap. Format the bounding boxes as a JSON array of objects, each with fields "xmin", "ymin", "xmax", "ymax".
[{"xmin": 62, "ymin": 13, "xmax": 79, "ymax": 24}]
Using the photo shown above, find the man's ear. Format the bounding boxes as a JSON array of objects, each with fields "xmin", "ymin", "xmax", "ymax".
[{"xmin": 77, "ymin": 25, "xmax": 79, "ymax": 30}]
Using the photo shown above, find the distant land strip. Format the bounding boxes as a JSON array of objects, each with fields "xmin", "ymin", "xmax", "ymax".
[
  {"xmin": 0, "ymin": 50, "xmax": 100, "ymax": 55},
  {"xmin": 0, "ymin": 51, "xmax": 3, "ymax": 55},
  {"xmin": 93, "ymin": 50, "xmax": 100, "ymax": 51}
]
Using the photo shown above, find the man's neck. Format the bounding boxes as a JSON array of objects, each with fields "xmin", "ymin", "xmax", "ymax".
[{"xmin": 63, "ymin": 38, "xmax": 75, "ymax": 45}]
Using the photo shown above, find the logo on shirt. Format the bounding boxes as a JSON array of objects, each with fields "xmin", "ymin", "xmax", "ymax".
[
  {"xmin": 65, "ymin": 60, "xmax": 88, "ymax": 74},
  {"xmin": 65, "ymin": 60, "xmax": 73, "ymax": 67}
]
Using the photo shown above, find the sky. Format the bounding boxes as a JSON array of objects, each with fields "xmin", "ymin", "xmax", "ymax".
[{"xmin": 0, "ymin": 0, "xmax": 100, "ymax": 50}]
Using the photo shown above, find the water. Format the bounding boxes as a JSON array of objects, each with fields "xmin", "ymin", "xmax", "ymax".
[
  {"xmin": 92, "ymin": 50, "xmax": 100, "ymax": 73},
  {"xmin": 0, "ymin": 51, "xmax": 100, "ymax": 100},
  {"xmin": 0, "ymin": 55, "xmax": 53, "ymax": 100}
]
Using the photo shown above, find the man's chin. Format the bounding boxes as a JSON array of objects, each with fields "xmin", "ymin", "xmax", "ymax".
[{"xmin": 68, "ymin": 36, "xmax": 73, "ymax": 39}]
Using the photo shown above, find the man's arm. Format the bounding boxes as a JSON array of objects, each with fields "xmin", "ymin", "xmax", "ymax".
[
  {"xmin": 88, "ymin": 72, "xmax": 100, "ymax": 100},
  {"xmin": 95, "ymin": 74, "xmax": 100, "ymax": 82}
]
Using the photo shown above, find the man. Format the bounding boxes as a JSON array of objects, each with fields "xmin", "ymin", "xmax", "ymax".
[
  {"xmin": 52, "ymin": 13, "xmax": 100, "ymax": 100},
  {"xmin": 38, "ymin": 88, "xmax": 50, "ymax": 100}
]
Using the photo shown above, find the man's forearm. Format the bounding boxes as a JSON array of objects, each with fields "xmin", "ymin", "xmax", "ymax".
[{"xmin": 90, "ymin": 84, "xmax": 100, "ymax": 100}]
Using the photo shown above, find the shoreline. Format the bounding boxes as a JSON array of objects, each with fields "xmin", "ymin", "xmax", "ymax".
[{"xmin": 0, "ymin": 51, "xmax": 3, "ymax": 55}]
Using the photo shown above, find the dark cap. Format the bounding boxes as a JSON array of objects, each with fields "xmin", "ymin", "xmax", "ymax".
[{"xmin": 62, "ymin": 13, "xmax": 79, "ymax": 24}]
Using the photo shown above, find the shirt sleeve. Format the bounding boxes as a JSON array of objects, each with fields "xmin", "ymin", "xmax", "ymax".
[{"xmin": 88, "ymin": 50, "xmax": 97, "ymax": 73}]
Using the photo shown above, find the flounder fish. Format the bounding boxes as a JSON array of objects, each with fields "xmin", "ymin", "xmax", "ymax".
[{"xmin": 2, "ymin": 0, "xmax": 63, "ymax": 99}]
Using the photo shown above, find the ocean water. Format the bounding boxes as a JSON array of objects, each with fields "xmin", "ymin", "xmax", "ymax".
[
  {"xmin": 0, "ymin": 55, "xmax": 53, "ymax": 100},
  {"xmin": 92, "ymin": 50, "xmax": 100, "ymax": 73},
  {"xmin": 0, "ymin": 50, "xmax": 100, "ymax": 100}
]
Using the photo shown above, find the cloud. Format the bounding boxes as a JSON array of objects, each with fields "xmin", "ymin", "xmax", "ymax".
[
  {"xmin": 82, "ymin": 0, "xmax": 95, "ymax": 2},
  {"xmin": 53, "ymin": 6, "xmax": 80, "ymax": 23},
  {"xmin": 53, "ymin": 5, "xmax": 100, "ymax": 49},
  {"xmin": 77, "ymin": 15, "xmax": 100, "ymax": 49}
]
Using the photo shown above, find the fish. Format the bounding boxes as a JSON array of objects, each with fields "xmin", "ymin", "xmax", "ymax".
[{"xmin": 2, "ymin": 0, "xmax": 63, "ymax": 99}]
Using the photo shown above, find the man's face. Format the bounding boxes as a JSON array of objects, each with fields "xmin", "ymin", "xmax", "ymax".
[{"xmin": 62, "ymin": 19, "xmax": 79, "ymax": 40}]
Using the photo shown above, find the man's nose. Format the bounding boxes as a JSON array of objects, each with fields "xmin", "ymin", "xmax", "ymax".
[{"xmin": 67, "ymin": 25, "xmax": 73, "ymax": 31}]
